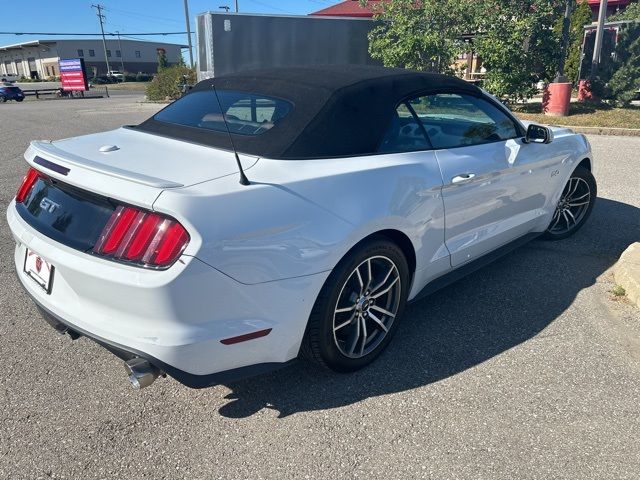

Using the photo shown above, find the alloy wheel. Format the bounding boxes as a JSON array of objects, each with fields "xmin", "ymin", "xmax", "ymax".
[
  {"xmin": 548, "ymin": 176, "xmax": 591, "ymax": 235},
  {"xmin": 332, "ymin": 255, "xmax": 402, "ymax": 359}
]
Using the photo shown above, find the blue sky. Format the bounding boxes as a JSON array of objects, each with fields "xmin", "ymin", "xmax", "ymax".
[{"xmin": 0, "ymin": 0, "xmax": 338, "ymax": 58}]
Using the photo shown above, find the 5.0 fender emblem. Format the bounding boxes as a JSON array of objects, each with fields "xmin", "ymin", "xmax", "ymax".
[
  {"xmin": 551, "ymin": 170, "xmax": 560, "ymax": 178},
  {"xmin": 39, "ymin": 197, "xmax": 60, "ymax": 213}
]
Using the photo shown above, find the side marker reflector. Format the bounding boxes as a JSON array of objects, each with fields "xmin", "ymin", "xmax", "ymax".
[{"xmin": 220, "ymin": 328, "xmax": 273, "ymax": 345}]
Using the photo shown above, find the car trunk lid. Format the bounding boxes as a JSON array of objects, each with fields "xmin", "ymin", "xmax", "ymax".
[
  {"xmin": 25, "ymin": 127, "xmax": 258, "ymax": 209},
  {"xmin": 33, "ymin": 126, "xmax": 258, "ymax": 187},
  {"xmin": 17, "ymin": 128, "xmax": 257, "ymax": 254}
]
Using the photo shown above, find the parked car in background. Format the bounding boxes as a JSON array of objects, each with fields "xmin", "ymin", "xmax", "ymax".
[
  {"xmin": 1, "ymin": 73, "xmax": 19, "ymax": 83},
  {"xmin": 89, "ymin": 75, "xmax": 118, "ymax": 87},
  {"xmin": 108, "ymin": 71, "xmax": 124, "ymax": 81},
  {"xmin": 0, "ymin": 83, "xmax": 24, "ymax": 102},
  {"xmin": 7, "ymin": 66, "xmax": 596, "ymax": 390}
]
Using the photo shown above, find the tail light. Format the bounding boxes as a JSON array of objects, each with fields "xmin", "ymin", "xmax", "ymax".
[
  {"xmin": 93, "ymin": 205, "xmax": 190, "ymax": 268},
  {"xmin": 15, "ymin": 167, "xmax": 43, "ymax": 203}
]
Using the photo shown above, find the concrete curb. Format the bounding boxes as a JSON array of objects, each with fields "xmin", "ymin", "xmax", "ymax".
[
  {"xmin": 613, "ymin": 242, "xmax": 640, "ymax": 307},
  {"xmin": 567, "ymin": 126, "xmax": 640, "ymax": 137}
]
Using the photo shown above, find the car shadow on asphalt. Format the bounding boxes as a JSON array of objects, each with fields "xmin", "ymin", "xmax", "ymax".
[{"xmin": 218, "ymin": 198, "xmax": 640, "ymax": 418}]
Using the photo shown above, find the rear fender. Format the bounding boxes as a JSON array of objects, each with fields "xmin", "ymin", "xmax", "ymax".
[{"xmin": 154, "ymin": 151, "xmax": 447, "ymax": 286}]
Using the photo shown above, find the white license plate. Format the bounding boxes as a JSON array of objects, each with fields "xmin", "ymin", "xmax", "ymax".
[{"xmin": 24, "ymin": 248, "xmax": 55, "ymax": 294}]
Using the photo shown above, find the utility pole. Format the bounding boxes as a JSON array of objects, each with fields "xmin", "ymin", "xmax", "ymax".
[
  {"xmin": 115, "ymin": 31, "xmax": 125, "ymax": 73},
  {"xmin": 183, "ymin": 0, "xmax": 194, "ymax": 67},
  {"xmin": 590, "ymin": 0, "xmax": 608, "ymax": 80},
  {"xmin": 235, "ymin": 0, "xmax": 239, "ymax": 12},
  {"xmin": 92, "ymin": 4, "xmax": 111, "ymax": 75}
]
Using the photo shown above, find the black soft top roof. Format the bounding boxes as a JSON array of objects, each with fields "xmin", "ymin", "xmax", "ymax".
[{"xmin": 137, "ymin": 65, "xmax": 481, "ymax": 159}]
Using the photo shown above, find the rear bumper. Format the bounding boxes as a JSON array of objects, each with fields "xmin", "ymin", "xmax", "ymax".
[
  {"xmin": 8, "ymin": 201, "xmax": 329, "ymax": 387},
  {"xmin": 28, "ymin": 295, "xmax": 293, "ymax": 388}
]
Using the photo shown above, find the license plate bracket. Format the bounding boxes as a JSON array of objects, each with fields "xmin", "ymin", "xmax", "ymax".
[{"xmin": 24, "ymin": 248, "xmax": 55, "ymax": 294}]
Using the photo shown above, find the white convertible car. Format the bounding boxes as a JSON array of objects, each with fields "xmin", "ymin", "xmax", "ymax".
[{"xmin": 7, "ymin": 66, "xmax": 596, "ymax": 389}]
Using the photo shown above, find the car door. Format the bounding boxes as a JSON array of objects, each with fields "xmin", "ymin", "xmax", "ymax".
[
  {"xmin": 376, "ymin": 102, "xmax": 452, "ymax": 288},
  {"xmin": 408, "ymin": 92, "xmax": 553, "ymax": 267}
]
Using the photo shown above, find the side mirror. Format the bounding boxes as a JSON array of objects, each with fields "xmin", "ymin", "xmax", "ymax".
[{"xmin": 525, "ymin": 124, "xmax": 553, "ymax": 144}]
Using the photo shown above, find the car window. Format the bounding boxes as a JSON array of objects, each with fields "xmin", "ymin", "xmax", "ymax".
[
  {"xmin": 154, "ymin": 90, "xmax": 293, "ymax": 136},
  {"xmin": 226, "ymin": 98, "xmax": 284, "ymax": 124},
  {"xmin": 377, "ymin": 103, "xmax": 431, "ymax": 153},
  {"xmin": 409, "ymin": 93, "xmax": 518, "ymax": 149}
]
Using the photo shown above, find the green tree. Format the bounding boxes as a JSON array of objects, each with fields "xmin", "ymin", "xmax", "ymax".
[
  {"xmin": 606, "ymin": 23, "xmax": 640, "ymax": 105},
  {"xmin": 361, "ymin": 0, "xmax": 474, "ymax": 73},
  {"xmin": 361, "ymin": 0, "xmax": 567, "ymax": 100},
  {"xmin": 563, "ymin": 1, "xmax": 593, "ymax": 83},
  {"xmin": 610, "ymin": 1, "xmax": 640, "ymax": 20},
  {"xmin": 472, "ymin": 0, "xmax": 566, "ymax": 100}
]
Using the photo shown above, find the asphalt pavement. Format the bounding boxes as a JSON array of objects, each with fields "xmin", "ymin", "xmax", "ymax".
[{"xmin": 0, "ymin": 95, "xmax": 639, "ymax": 479}]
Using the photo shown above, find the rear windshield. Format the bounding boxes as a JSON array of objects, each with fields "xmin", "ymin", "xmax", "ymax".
[{"xmin": 153, "ymin": 90, "xmax": 293, "ymax": 136}]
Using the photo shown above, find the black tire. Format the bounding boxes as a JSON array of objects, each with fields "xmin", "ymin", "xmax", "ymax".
[
  {"xmin": 15, "ymin": 97, "xmax": 23, "ymax": 102},
  {"xmin": 541, "ymin": 165, "xmax": 597, "ymax": 240},
  {"xmin": 300, "ymin": 236, "xmax": 410, "ymax": 372}
]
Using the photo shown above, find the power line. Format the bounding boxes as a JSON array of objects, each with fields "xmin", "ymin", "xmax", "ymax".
[
  {"xmin": 0, "ymin": 31, "xmax": 192, "ymax": 36},
  {"xmin": 104, "ymin": 7, "xmax": 184, "ymax": 26},
  {"xmin": 114, "ymin": 33, "xmax": 191, "ymax": 47},
  {"xmin": 118, "ymin": 34, "xmax": 158, "ymax": 42},
  {"xmin": 245, "ymin": 0, "xmax": 290, "ymax": 14},
  {"xmin": 101, "ymin": 19, "xmax": 182, "ymax": 36},
  {"xmin": 306, "ymin": 0, "xmax": 335, "ymax": 6}
]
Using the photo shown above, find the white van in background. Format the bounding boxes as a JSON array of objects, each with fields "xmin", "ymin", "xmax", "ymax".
[{"xmin": 1, "ymin": 73, "xmax": 20, "ymax": 83}]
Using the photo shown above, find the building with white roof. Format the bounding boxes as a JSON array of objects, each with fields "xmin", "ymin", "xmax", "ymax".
[{"xmin": 0, "ymin": 38, "xmax": 186, "ymax": 79}]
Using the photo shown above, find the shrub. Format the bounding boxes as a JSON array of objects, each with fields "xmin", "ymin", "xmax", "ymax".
[
  {"xmin": 563, "ymin": 1, "xmax": 593, "ymax": 84},
  {"xmin": 145, "ymin": 65, "xmax": 195, "ymax": 101},
  {"xmin": 606, "ymin": 23, "xmax": 640, "ymax": 106}
]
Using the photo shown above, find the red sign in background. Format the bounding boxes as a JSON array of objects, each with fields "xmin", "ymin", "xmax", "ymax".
[{"xmin": 59, "ymin": 58, "xmax": 88, "ymax": 91}]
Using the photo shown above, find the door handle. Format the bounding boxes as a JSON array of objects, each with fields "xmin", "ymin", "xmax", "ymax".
[{"xmin": 451, "ymin": 173, "xmax": 476, "ymax": 184}]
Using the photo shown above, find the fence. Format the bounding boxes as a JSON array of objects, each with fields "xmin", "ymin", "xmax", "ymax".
[{"xmin": 21, "ymin": 87, "xmax": 109, "ymax": 99}]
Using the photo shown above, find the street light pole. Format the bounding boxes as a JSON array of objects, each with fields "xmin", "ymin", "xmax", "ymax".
[
  {"xmin": 92, "ymin": 4, "xmax": 111, "ymax": 75},
  {"xmin": 590, "ymin": 0, "xmax": 608, "ymax": 80},
  {"xmin": 235, "ymin": 0, "xmax": 239, "ymax": 12},
  {"xmin": 116, "ymin": 31, "xmax": 125, "ymax": 73},
  {"xmin": 183, "ymin": 0, "xmax": 194, "ymax": 67}
]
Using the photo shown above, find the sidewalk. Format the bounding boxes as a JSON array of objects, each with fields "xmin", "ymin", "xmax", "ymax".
[{"xmin": 614, "ymin": 243, "xmax": 640, "ymax": 307}]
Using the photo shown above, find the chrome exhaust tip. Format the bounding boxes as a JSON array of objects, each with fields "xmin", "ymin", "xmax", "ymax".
[{"xmin": 123, "ymin": 358, "xmax": 161, "ymax": 390}]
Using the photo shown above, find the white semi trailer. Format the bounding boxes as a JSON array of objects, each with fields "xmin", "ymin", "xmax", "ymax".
[{"xmin": 196, "ymin": 12, "xmax": 379, "ymax": 80}]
